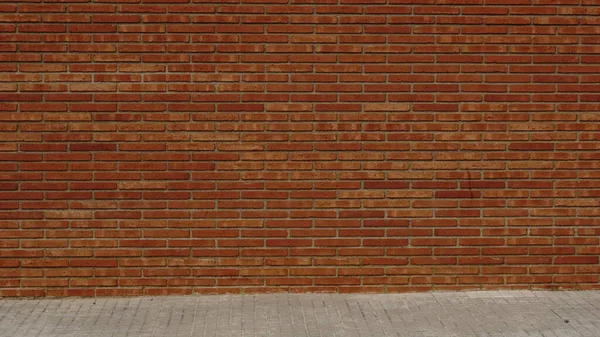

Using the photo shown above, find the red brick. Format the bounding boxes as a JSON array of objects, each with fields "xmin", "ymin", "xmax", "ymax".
[{"xmin": 1, "ymin": 4, "xmax": 599, "ymax": 296}]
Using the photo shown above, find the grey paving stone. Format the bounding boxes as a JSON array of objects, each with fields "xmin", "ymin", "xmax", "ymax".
[{"xmin": 1, "ymin": 291, "xmax": 600, "ymax": 337}]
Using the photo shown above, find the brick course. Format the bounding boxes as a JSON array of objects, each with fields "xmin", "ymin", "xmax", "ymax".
[{"xmin": 1, "ymin": 0, "xmax": 600, "ymax": 297}]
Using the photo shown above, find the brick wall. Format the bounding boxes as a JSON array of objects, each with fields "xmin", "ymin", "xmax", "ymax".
[{"xmin": 2, "ymin": 0, "xmax": 600, "ymax": 297}]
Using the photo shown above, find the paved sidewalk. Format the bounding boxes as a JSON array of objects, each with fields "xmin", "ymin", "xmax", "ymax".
[{"xmin": 1, "ymin": 291, "xmax": 600, "ymax": 337}]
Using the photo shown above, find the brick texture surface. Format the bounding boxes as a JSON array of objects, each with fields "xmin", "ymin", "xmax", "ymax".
[{"xmin": 1, "ymin": 0, "xmax": 600, "ymax": 297}]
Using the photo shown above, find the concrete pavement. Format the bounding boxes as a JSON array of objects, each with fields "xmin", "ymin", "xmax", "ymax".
[{"xmin": 1, "ymin": 291, "xmax": 600, "ymax": 337}]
